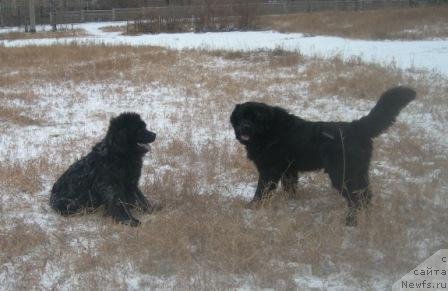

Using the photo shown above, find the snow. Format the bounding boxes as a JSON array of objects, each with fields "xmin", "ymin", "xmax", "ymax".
[{"xmin": 1, "ymin": 21, "xmax": 448, "ymax": 76}]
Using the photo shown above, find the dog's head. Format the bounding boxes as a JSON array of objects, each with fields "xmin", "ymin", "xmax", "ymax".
[
  {"xmin": 230, "ymin": 102, "xmax": 288, "ymax": 145},
  {"xmin": 105, "ymin": 112, "xmax": 156, "ymax": 155}
]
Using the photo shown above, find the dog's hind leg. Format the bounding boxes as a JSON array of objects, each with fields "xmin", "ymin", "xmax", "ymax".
[
  {"xmin": 323, "ymin": 150, "xmax": 372, "ymax": 226},
  {"xmin": 50, "ymin": 197, "xmax": 81, "ymax": 216},
  {"xmin": 345, "ymin": 186, "xmax": 372, "ymax": 226},
  {"xmin": 281, "ymin": 168, "xmax": 299, "ymax": 198},
  {"xmin": 326, "ymin": 168, "xmax": 372, "ymax": 226}
]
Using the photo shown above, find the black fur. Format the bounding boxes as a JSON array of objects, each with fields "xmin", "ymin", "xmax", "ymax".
[
  {"xmin": 230, "ymin": 86, "xmax": 416, "ymax": 226},
  {"xmin": 50, "ymin": 112, "xmax": 157, "ymax": 227}
]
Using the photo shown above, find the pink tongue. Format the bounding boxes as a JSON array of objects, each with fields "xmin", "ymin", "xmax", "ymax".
[{"xmin": 241, "ymin": 135, "xmax": 250, "ymax": 141}]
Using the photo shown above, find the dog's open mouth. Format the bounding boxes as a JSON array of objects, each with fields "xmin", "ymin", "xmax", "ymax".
[
  {"xmin": 137, "ymin": 143, "xmax": 151, "ymax": 152},
  {"xmin": 240, "ymin": 135, "xmax": 250, "ymax": 141}
]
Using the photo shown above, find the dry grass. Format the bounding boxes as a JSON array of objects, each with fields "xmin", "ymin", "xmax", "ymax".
[
  {"xmin": 0, "ymin": 29, "xmax": 88, "ymax": 41},
  {"xmin": 0, "ymin": 45, "xmax": 447, "ymax": 289},
  {"xmin": 0, "ymin": 159, "xmax": 48, "ymax": 194},
  {"xmin": 100, "ymin": 25, "xmax": 126, "ymax": 33},
  {"xmin": 0, "ymin": 105, "xmax": 43, "ymax": 126},
  {"xmin": 99, "ymin": 6, "xmax": 448, "ymax": 39},
  {"xmin": 0, "ymin": 91, "xmax": 44, "ymax": 126},
  {"xmin": 254, "ymin": 5, "xmax": 448, "ymax": 39}
]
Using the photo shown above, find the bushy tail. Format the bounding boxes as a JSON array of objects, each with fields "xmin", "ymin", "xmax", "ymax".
[{"xmin": 354, "ymin": 86, "xmax": 416, "ymax": 138}]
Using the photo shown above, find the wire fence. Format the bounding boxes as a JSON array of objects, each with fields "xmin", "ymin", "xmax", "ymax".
[{"xmin": 0, "ymin": 0, "xmax": 441, "ymax": 27}]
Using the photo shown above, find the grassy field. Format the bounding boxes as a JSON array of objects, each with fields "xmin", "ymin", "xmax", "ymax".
[
  {"xmin": 254, "ymin": 5, "xmax": 448, "ymax": 39},
  {"xmin": 0, "ymin": 44, "xmax": 446, "ymax": 289}
]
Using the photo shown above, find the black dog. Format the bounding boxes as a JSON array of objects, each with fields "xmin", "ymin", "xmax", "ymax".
[
  {"xmin": 230, "ymin": 87, "xmax": 416, "ymax": 226},
  {"xmin": 50, "ymin": 112, "xmax": 157, "ymax": 226}
]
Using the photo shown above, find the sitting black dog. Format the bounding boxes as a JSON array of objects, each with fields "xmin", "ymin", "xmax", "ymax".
[
  {"xmin": 50, "ymin": 112, "xmax": 157, "ymax": 226},
  {"xmin": 230, "ymin": 87, "xmax": 416, "ymax": 226}
]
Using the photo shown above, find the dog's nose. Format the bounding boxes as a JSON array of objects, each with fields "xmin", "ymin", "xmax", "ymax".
[
  {"xmin": 150, "ymin": 132, "xmax": 156, "ymax": 142},
  {"xmin": 145, "ymin": 131, "xmax": 156, "ymax": 143}
]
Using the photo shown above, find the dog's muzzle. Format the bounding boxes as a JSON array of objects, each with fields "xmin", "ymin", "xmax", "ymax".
[
  {"xmin": 138, "ymin": 131, "xmax": 156, "ymax": 153},
  {"xmin": 236, "ymin": 123, "xmax": 252, "ymax": 142},
  {"xmin": 137, "ymin": 143, "xmax": 152, "ymax": 152}
]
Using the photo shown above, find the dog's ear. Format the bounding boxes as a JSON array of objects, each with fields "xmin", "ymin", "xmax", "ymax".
[
  {"xmin": 233, "ymin": 104, "xmax": 241, "ymax": 114},
  {"xmin": 105, "ymin": 126, "xmax": 128, "ymax": 153},
  {"xmin": 270, "ymin": 106, "xmax": 290, "ymax": 128},
  {"xmin": 255, "ymin": 107, "xmax": 276, "ymax": 131},
  {"xmin": 256, "ymin": 110, "xmax": 268, "ymax": 122},
  {"xmin": 230, "ymin": 104, "xmax": 241, "ymax": 125}
]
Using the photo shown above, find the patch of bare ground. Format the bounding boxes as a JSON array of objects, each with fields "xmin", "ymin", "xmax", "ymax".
[
  {"xmin": 254, "ymin": 5, "xmax": 448, "ymax": 40},
  {"xmin": 0, "ymin": 45, "xmax": 446, "ymax": 289}
]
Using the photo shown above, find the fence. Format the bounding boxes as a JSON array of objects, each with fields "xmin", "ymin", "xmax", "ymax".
[{"xmin": 0, "ymin": 0, "xmax": 440, "ymax": 27}]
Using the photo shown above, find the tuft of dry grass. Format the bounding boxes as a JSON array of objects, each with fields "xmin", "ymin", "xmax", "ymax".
[
  {"xmin": 0, "ymin": 220, "xmax": 47, "ymax": 261},
  {"xmin": 0, "ymin": 158, "xmax": 52, "ymax": 195},
  {"xmin": 0, "ymin": 106, "xmax": 43, "ymax": 126},
  {"xmin": 0, "ymin": 91, "xmax": 43, "ymax": 125},
  {"xmin": 254, "ymin": 5, "xmax": 448, "ymax": 39}
]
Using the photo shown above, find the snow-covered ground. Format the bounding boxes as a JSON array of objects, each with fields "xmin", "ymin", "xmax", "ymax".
[
  {"xmin": 1, "ymin": 21, "xmax": 448, "ymax": 75},
  {"xmin": 1, "ymin": 22, "xmax": 447, "ymax": 290}
]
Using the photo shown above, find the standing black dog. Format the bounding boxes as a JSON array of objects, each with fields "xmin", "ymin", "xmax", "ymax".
[
  {"xmin": 50, "ymin": 112, "xmax": 157, "ymax": 227},
  {"xmin": 230, "ymin": 86, "xmax": 416, "ymax": 226}
]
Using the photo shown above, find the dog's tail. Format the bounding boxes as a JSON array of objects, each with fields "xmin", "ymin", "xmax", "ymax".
[{"xmin": 354, "ymin": 86, "xmax": 416, "ymax": 138}]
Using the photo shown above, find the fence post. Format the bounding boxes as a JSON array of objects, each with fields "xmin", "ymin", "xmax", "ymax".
[
  {"xmin": 50, "ymin": 11, "xmax": 55, "ymax": 30},
  {"xmin": 0, "ymin": 3, "xmax": 4, "ymax": 27},
  {"xmin": 17, "ymin": 7, "xmax": 21, "ymax": 26},
  {"xmin": 81, "ymin": 9, "xmax": 85, "ymax": 22},
  {"xmin": 29, "ymin": 0, "xmax": 36, "ymax": 32},
  {"xmin": 49, "ymin": 0, "xmax": 56, "ymax": 31},
  {"xmin": 112, "ymin": 8, "xmax": 116, "ymax": 21}
]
